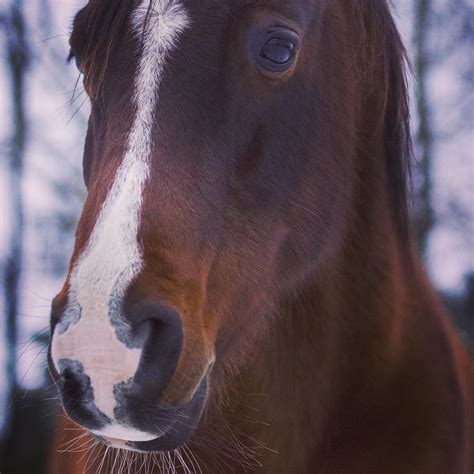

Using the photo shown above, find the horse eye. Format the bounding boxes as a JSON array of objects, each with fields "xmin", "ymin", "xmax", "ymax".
[
  {"xmin": 250, "ymin": 29, "xmax": 300, "ymax": 75},
  {"xmin": 261, "ymin": 38, "xmax": 296, "ymax": 65}
]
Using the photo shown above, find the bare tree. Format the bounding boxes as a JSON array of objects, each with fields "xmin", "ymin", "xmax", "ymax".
[
  {"xmin": 411, "ymin": 0, "xmax": 473, "ymax": 257},
  {"xmin": 1, "ymin": 0, "xmax": 29, "ymax": 440},
  {"xmin": 412, "ymin": 0, "xmax": 435, "ymax": 255}
]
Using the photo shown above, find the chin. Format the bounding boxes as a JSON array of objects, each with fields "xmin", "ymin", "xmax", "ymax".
[{"xmin": 92, "ymin": 377, "xmax": 208, "ymax": 453}]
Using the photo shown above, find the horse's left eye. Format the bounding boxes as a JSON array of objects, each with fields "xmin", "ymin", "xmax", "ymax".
[
  {"xmin": 261, "ymin": 37, "xmax": 296, "ymax": 65},
  {"xmin": 249, "ymin": 28, "xmax": 300, "ymax": 76}
]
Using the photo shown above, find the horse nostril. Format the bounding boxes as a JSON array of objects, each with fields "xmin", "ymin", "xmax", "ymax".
[
  {"xmin": 128, "ymin": 302, "xmax": 183, "ymax": 392},
  {"xmin": 62, "ymin": 367, "xmax": 73, "ymax": 381},
  {"xmin": 56, "ymin": 359, "xmax": 111, "ymax": 432},
  {"xmin": 58, "ymin": 360, "xmax": 91, "ymax": 395}
]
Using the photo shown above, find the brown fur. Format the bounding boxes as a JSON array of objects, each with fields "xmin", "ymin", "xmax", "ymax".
[{"xmin": 50, "ymin": 0, "xmax": 473, "ymax": 472}]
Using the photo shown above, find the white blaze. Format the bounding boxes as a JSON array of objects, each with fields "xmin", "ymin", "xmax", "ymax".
[{"xmin": 51, "ymin": 0, "xmax": 189, "ymax": 437}]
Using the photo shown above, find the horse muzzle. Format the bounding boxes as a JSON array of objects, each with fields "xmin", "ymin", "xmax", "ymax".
[{"xmin": 48, "ymin": 299, "xmax": 212, "ymax": 451}]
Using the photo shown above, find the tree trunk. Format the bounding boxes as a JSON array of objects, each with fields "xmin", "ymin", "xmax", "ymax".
[
  {"xmin": 412, "ymin": 0, "xmax": 435, "ymax": 255},
  {"xmin": 1, "ymin": 0, "xmax": 29, "ymax": 440}
]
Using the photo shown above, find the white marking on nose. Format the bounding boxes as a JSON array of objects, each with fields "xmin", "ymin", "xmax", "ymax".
[
  {"xmin": 91, "ymin": 425, "xmax": 157, "ymax": 443},
  {"xmin": 51, "ymin": 0, "xmax": 189, "ymax": 424}
]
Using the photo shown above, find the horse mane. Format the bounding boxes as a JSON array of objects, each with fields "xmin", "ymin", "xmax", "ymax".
[
  {"xmin": 74, "ymin": 0, "xmax": 413, "ymax": 244},
  {"xmin": 352, "ymin": 0, "xmax": 413, "ymax": 246}
]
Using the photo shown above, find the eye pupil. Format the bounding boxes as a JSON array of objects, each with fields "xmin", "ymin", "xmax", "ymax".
[{"xmin": 261, "ymin": 38, "xmax": 295, "ymax": 64}]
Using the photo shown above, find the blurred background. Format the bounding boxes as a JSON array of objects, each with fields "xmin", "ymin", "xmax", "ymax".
[{"xmin": 0, "ymin": 0, "xmax": 472, "ymax": 472}]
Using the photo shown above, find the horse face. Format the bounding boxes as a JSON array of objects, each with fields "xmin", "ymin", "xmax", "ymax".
[{"xmin": 49, "ymin": 0, "xmax": 354, "ymax": 451}]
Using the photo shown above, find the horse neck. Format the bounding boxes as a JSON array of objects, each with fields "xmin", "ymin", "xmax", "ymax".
[
  {"xmin": 249, "ymin": 203, "xmax": 412, "ymax": 470},
  {"xmin": 206, "ymin": 147, "xmax": 471, "ymax": 472}
]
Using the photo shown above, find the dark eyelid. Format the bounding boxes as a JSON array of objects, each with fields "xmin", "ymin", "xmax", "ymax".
[
  {"xmin": 268, "ymin": 24, "xmax": 300, "ymax": 36},
  {"xmin": 265, "ymin": 12, "xmax": 303, "ymax": 35},
  {"xmin": 265, "ymin": 29, "xmax": 300, "ymax": 46}
]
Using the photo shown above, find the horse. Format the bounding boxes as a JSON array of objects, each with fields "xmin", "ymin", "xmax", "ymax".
[{"xmin": 47, "ymin": 0, "xmax": 474, "ymax": 472}]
